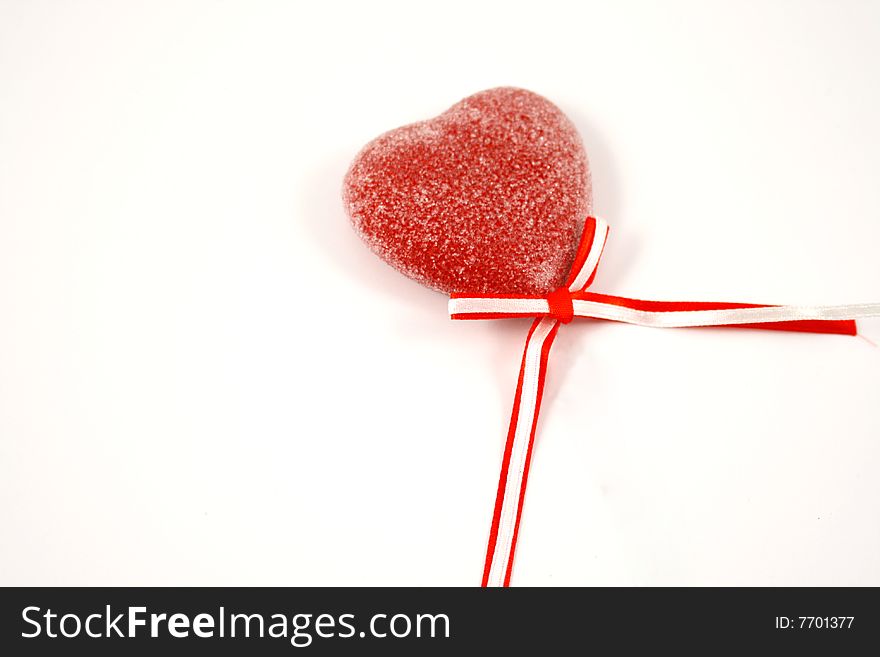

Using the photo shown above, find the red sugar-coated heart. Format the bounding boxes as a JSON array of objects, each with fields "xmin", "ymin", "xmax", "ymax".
[{"xmin": 343, "ymin": 87, "xmax": 592, "ymax": 295}]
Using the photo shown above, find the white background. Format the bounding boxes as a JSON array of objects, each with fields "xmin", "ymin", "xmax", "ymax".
[{"xmin": 1, "ymin": 0, "xmax": 879, "ymax": 586}]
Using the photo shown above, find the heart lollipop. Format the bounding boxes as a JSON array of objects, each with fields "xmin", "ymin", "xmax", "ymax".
[
  {"xmin": 343, "ymin": 87, "xmax": 591, "ymax": 295},
  {"xmin": 343, "ymin": 88, "xmax": 880, "ymax": 587}
]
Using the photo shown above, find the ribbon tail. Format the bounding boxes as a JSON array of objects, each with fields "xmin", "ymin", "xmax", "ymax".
[
  {"xmin": 569, "ymin": 293, "xmax": 880, "ymax": 336},
  {"xmin": 482, "ymin": 317, "xmax": 561, "ymax": 587},
  {"xmin": 714, "ymin": 319, "xmax": 857, "ymax": 335}
]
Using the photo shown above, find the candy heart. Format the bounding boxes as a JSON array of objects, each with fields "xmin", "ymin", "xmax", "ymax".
[{"xmin": 343, "ymin": 87, "xmax": 592, "ymax": 295}]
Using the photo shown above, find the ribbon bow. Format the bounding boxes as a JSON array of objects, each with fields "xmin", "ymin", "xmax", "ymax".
[{"xmin": 449, "ymin": 216, "xmax": 880, "ymax": 587}]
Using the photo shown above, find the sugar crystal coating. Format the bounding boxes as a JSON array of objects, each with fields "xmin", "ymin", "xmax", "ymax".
[{"xmin": 343, "ymin": 87, "xmax": 592, "ymax": 295}]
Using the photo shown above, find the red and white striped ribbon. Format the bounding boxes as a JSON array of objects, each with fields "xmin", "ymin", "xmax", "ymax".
[{"xmin": 450, "ymin": 216, "xmax": 880, "ymax": 587}]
